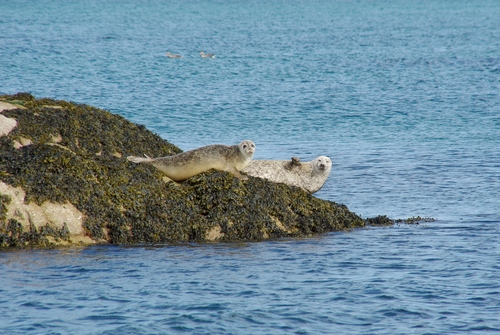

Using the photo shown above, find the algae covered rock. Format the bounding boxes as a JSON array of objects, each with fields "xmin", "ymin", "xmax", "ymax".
[{"xmin": 0, "ymin": 93, "xmax": 367, "ymax": 248}]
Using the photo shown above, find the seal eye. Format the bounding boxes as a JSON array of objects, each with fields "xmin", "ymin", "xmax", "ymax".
[{"xmin": 243, "ymin": 145, "xmax": 247, "ymax": 149}]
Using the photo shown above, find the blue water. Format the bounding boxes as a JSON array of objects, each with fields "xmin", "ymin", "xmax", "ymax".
[{"xmin": 1, "ymin": 0, "xmax": 500, "ymax": 333}]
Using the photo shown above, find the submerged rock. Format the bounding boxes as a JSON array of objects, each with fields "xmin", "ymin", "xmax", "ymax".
[{"xmin": 0, "ymin": 93, "xmax": 367, "ymax": 248}]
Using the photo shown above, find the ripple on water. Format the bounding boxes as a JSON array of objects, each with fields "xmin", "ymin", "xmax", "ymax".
[{"xmin": 1, "ymin": 0, "xmax": 500, "ymax": 334}]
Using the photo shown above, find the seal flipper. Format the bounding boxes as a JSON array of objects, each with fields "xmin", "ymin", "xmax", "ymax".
[
  {"xmin": 127, "ymin": 155, "xmax": 154, "ymax": 164},
  {"xmin": 225, "ymin": 165, "xmax": 248, "ymax": 180},
  {"xmin": 285, "ymin": 157, "xmax": 301, "ymax": 171}
]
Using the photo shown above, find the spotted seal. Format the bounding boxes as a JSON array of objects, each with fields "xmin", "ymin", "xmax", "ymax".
[
  {"xmin": 127, "ymin": 140, "xmax": 255, "ymax": 181},
  {"xmin": 166, "ymin": 52, "xmax": 182, "ymax": 58},
  {"xmin": 242, "ymin": 155, "xmax": 332, "ymax": 193}
]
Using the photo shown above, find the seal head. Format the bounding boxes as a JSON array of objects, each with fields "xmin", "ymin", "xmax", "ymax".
[{"xmin": 312, "ymin": 156, "xmax": 332, "ymax": 174}]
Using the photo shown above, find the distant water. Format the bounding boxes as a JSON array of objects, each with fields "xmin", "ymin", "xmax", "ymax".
[{"xmin": 1, "ymin": 0, "xmax": 500, "ymax": 334}]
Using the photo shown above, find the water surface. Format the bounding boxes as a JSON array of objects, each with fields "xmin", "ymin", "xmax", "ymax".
[{"xmin": 1, "ymin": 0, "xmax": 499, "ymax": 333}]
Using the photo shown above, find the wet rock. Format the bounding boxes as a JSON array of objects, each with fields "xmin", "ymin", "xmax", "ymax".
[{"xmin": 0, "ymin": 93, "xmax": 368, "ymax": 248}]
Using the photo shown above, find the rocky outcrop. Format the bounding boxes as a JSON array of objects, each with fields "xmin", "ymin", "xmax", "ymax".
[{"xmin": 0, "ymin": 93, "xmax": 383, "ymax": 248}]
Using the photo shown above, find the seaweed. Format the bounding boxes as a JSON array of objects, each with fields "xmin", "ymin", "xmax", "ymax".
[
  {"xmin": 0, "ymin": 194, "xmax": 11, "ymax": 223},
  {"xmin": 365, "ymin": 215, "xmax": 437, "ymax": 226},
  {"xmin": 364, "ymin": 215, "xmax": 395, "ymax": 226},
  {"xmin": 1, "ymin": 93, "xmax": 371, "ymax": 248},
  {"xmin": 394, "ymin": 216, "xmax": 436, "ymax": 224},
  {"xmin": 0, "ymin": 218, "xmax": 71, "ymax": 248}
]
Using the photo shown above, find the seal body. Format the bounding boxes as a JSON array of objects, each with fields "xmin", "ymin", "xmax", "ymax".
[
  {"xmin": 242, "ymin": 156, "xmax": 332, "ymax": 193},
  {"xmin": 166, "ymin": 52, "xmax": 182, "ymax": 58},
  {"xmin": 200, "ymin": 51, "xmax": 215, "ymax": 58},
  {"xmin": 127, "ymin": 140, "xmax": 255, "ymax": 181}
]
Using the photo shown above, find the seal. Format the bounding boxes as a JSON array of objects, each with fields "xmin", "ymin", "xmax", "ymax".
[
  {"xmin": 166, "ymin": 52, "xmax": 182, "ymax": 58},
  {"xmin": 242, "ymin": 155, "xmax": 332, "ymax": 193},
  {"xmin": 200, "ymin": 51, "xmax": 215, "ymax": 58},
  {"xmin": 127, "ymin": 140, "xmax": 255, "ymax": 181}
]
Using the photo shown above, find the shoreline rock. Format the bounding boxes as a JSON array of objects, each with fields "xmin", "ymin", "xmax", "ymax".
[{"xmin": 0, "ymin": 93, "xmax": 390, "ymax": 248}]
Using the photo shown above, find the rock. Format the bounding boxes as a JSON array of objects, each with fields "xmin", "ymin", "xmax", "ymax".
[
  {"xmin": 0, "ymin": 93, "xmax": 367, "ymax": 248},
  {"xmin": 0, "ymin": 101, "xmax": 22, "ymax": 137}
]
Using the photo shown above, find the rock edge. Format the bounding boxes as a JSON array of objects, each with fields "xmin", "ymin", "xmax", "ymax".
[{"xmin": 0, "ymin": 93, "xmax": 389, "ymax": 248}]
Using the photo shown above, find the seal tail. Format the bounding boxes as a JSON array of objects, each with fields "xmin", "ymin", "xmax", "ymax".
[{"xmin": 127, "ymin": 154, "xmax": 154, "ymax": 164}]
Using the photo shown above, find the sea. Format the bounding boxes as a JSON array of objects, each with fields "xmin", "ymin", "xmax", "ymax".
[{"xmin": 1, "ymin": 0, "xmax": 499, "ymax": 334}]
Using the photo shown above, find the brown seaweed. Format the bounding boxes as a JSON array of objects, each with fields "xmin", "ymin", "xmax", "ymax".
[{"xmin": 1, "ymin": 93, "xmax": 372, "ymax": 248}]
